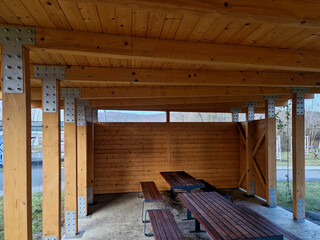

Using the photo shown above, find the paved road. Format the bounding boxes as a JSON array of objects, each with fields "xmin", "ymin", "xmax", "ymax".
[
  {"xmin": 277, "ymin": 166, "xmax": 320, "ymax": 181},
  {"xmin": 0, "ymin": 166, "xmax": 318, "ymax": 196},
  {"xmin": 0, "ymin": 165, "xmax": 65, "ymax": 196}
]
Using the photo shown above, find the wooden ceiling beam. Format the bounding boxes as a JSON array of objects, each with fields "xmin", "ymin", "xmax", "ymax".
[
  {"xmin": 28, "ymin": 28, "xmax": 320, "ymax": 72},
  {"xmin": 90, "ymin": 99, "xmax": 288, "ymax": 108},
  {"xmin": 29, "ymin": 66, "xmax": 320, "ymax": 87},
  {"xmin": 0, "ymin": 86, "xmax": 317, "ymax": 101},
  {"xmin": 95, "ymin": 106, "xmax": 267, "ymax": 114},
  {"xmin": 80, "ymin": 86, "xmax": 320, "ymax": 99},
  {"xmin": 61, "ymin": 0, "xmax": 320, "ymax": 30}
]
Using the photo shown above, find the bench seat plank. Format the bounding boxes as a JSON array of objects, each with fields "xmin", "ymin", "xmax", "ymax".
[
  {"xmin": 148, "ymin": 210, "xmax": 184, "ymax": 240},
  {"xmin": 141, "ymin": 181, "xmax": 164, "ymax": 201}
]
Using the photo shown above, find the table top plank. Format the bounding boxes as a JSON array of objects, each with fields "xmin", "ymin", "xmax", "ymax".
[
  {"xmin": 239, "ymin": 206, "xmax": 302, "ymax": 240},
  {"xmin": 188, "ymin": 193, "xmax": 242, "ymax": 239},
  {"xmin": 207, "ymin": 192, "xmax": 280, "ymax": 237},
  {"xmin": 178, "ymin": 192, "xmax": 285, "ymax": 240},
  {"xmin": 160, "ymin": 171, "xmax": 205, "ymax": 188},
  {"xmin": 179, "ymin": 193, "xmax": 229, "ymax": 240},
  {"xmin": 196, "ymin": 193, "xmax": 257, "ymax": 239},
  {"xmin": 153, "ymin": 211, "xmax": 169, "ymax": 240}
]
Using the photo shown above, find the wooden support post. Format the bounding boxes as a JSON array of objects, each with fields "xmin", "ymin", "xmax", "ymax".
[
  {"xmin": 86, "ymin": 108, "xmax": 94, "ymax": 204},
  {"xmin": 231, "ymin": 108, "xmax": 241, "ymax": 122},
  {"xmin": 245, "ymin": 102, "xmax": 256, "ymax": 196},
  {"xmin": 61, "ymin": 88, "xmax": 81, "ymax": 236},
  {"xmin": 34, "ymin": 66, "xmax": 64, "ymax": 240},
  {"xmin": 166, "ymin": 111, "xmax": 170, "ymax": 122},
  {"xmin": 2, "ymin": 47, "xmax": 32, "ymax": 240},
  {"xmin": 77, "ymin": 100, "xmax": 90, "ymax": 217},
  {"xmin": 265, "ymin": 96, "xmax": 277, "ymax": 207},
  {"xmin": 292, "ymin": 90, "xmax": 306, "ymax": 222}
]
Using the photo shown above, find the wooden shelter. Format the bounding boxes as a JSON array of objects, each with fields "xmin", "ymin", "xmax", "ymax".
[{"xmin": 0, "ymin": 0, "xmax": 319, "ymax": 239}]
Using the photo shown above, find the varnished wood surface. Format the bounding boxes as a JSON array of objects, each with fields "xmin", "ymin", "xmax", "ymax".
[
  {"xmin": 148, "ymin": 209, "xmax": 184, "ymax": 240},
  {"xmin": 178, "ymin": 192, "xmax": 296, "ymax": 240}
]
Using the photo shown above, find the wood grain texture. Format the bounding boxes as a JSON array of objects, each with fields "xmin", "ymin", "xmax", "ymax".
[
  {"xmin": 42, "ymin": 81, "xmax": 61, "ymax": 239},
  {"xmin": 3, "ymin": 48, "xmax": 32, "ymax": 240},
  {"xmin": 94, "ymin": 122, "xmax": 240, "ymax": 194}
]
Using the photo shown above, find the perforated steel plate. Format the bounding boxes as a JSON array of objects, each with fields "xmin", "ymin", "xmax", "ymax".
[
  {"xmin": 78, "ymin": 196, "xmax": 86, "ymax": 217},
  {"xmin": 65, "ymin": 211, "xmax": 76, "ymax": 235},
  {"xmin": 0, "ymin": 26, "xmax": 35, "ymax": 93}
]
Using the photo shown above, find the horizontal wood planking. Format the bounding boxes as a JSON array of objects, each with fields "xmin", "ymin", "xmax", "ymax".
[{"xmin": 94, "ymin": 122, "xmax": 240, "ymax": 194}]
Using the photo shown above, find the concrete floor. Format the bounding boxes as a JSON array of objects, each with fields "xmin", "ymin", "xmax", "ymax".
[{"xmin": 69, "ymin": 189, "xmax": 320, "ymax": 240}]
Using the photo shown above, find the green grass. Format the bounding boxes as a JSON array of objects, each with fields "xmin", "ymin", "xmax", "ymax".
[
  {"xmin": 277, "ymin": 151, "xmax": 320, "ymax": 166},
  {"xmin": 0, "ymin": 191, "xmax": 65, "ymax": 240},
  {"xmin": 277, "ymin": 181, "xmax": 320, "ymax": 214},
  {"xmin": 32, "ymin": 145, "xmax": 43, "ymax": 153}
]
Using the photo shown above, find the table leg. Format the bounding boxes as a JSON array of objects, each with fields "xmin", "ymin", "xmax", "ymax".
[
  {"xmin": 184, "ymin": 189, "xmax": 193, "ymax": 220},
  {"xmin": 170, "ymin": 188, "xmax": 175, "ymax": 198},
  {"xmin": 190, "ymin": 219, "xmax": 205, "ymax": 233}
]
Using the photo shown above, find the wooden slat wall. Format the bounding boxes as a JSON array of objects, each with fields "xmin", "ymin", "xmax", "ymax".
[
  {"xmin": 94, "ymin": 122, "xmax": 240, "ymax": 194},
  {"xmin": 253, "ymin": 119, "xmax": 267, "ymax": 199},
  {"xmin": 239, "ymin": 120, "xmax": 267, "ymax": 200}
]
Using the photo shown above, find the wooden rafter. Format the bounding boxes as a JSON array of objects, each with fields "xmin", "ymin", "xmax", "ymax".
[
  {"xmin": 63, "ymin": 0, "xmax": 320, "ymax": 30},
  {"xmin": 26, "ymin": 27, "xmax": 320, "ymax": 72},
  {"xmin": 29, "ymin": 66, "xmax": 320, "ymax": 87}
]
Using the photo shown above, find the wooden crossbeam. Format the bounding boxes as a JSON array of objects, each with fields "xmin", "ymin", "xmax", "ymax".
[
  {"xmin": 90, "ymin": 100, "xmax": 288, "ymax": 108},
  {"xmin": 29, "ymin": 66, "xmax": 320, "ymax": 87},
  {"xmin": 252, "ymin": 159, "xmax": 267, "ymax": 189},
  {"xmin": 64, "ymin": 0, "xmax": 320, "ymax": 30},
  {"xmin": 28, "ymin": 27, "xmax": 320, "ymax": 72},
  {"xmin": 81, "ymin": 86, "xmax": 320, "ymax": 99}
]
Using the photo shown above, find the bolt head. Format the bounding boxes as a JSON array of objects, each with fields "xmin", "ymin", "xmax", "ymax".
[
  {"xmin": 3, "ymin": 28, "xmax": 9, "ymax": 33},
  {"xmin": 16, "ymin": 29, "xmax": 21, "ymax": 33}
]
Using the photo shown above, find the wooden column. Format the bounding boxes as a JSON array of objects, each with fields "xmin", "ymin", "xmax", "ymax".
[
  {"xmin": 86, "ymin": 108, "xmax": 94, "ymax": 204},
  {"xmin": 61, "ymin": 89, "xmax": 81, "ymax": 236},
  {"xmin": 265, "ymin": 96, "xmax": 277, "ymax": 207},
  {"xmin": 245, "ymin": 102, "xmax": 256, "ymax": 196},
  {"xmin": 34, "ymin": 66, "xmax": 64, "ymax": 240},
  {"xmin": 77, "ymin": 100, "xmax": 90, "ymax": 217},
  {"xmin": 2, "ymin": 47, "xmax": 32, "ymax": 240},
  {"xmin": 292, "ymin": 90, "xmax": 306, "ymax": 222}
]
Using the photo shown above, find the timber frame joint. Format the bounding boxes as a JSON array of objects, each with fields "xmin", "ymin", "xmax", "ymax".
[
  {"xmin": 292, "ymin": 87, "xmax": 309, "ymax": 115},
  {"xmin": 86, "ymin": 107, "xmax": 93, "ymax": 126},
  {"xmin": 77, "ymin": 99, "xmax": 90, "ymax": 126},
  {"xmin": 61, "ymin": 88, "xmax": 81, "ymax": 123},
  {"xmin": 264, "ymin": 95, "xmax": 278, "ymax": 118},
  {"xmin": 230, "ymin": 108, "xmax": 241, "ymax": 122},
  {"xmin": 244, "ymin": 101, "xmax": 257, "ymax": 122},
  {"xmin": 93, "ymin": 109, "xmax": 98, "ymax": 122},
  {"xmin": 34, "ymin": 66, "xmax": 65, "ymax": 112},
  {"xmin": 0, "ymin": 26, "xmax": 35, "ymax": 93}
]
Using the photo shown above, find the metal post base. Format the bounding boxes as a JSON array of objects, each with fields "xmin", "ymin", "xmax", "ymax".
[{"xmin": 190, "ymin": 219, "xmax": 205, "ymax": 233}]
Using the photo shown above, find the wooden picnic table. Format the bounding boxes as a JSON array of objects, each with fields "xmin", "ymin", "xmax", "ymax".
[
  {"xmin": 160, "ymin": 171, "xmax": 205, "ymax": 220},
  {"xmin": 179, "ymin": 191, "xmax": 286, "ymax": 240}
]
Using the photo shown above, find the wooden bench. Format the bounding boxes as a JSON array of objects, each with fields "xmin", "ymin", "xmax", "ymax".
[
  {"xmin": 144, "ymin": 209, "xmax": 184, "ymax": 239},
  {"xmin": 140, "ymin": 181, "xmax": 166, "ymax": 223}
]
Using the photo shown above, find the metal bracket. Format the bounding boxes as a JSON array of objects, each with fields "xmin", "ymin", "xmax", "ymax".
[
  {"xmin": 78, "ymin": 196, "xmax": 86, "ymax": 218},
  {"xmin": 65, "ymin": 211, "xmax": 76, "ymax": 235},
  {"xmin": 61, "ymin": 88, "xmax": 81, "ymax": 123},
  {"xmin": 87, "ymin": 187, "xmax": 93, "ymax": 204},
  {"xmin": 269, "ymin": 188, "xmax": 276, "ymax": 207},
  {"xmin": 297, "ymin": 198, "xmax": 305, "ymax": 220},
  {"xmin": 248, "ymin": 181, "xmax": 255, "ymax": 196},
  {"xmin": 44, "ymin": 237, "xmax": 57, "ymax": 240},
  {"xmin": 230, "ymin": 108, "xmax": 241, "ymax": 122},
  {"xmin": 264, "ymin": 95, "xmax": 278, "ymax": 118},
  {"xmin": 93, "ymin": 109, "xmax": 98, "ymax": 122},
  {"xmin": 244, "ymin": 101, "xmax": 257, "ymax": 122},
  {"xmin": 77, "ymin": 99, "xmax": 90, "ymax": 126},
  {"xmin": 34, "ymin": 66, "xmax": 65, "ymax": 112},
  {"xmin": 86, "ymin": 107, "xmax": 93, "ymax": 126},
  {"xmin": 292, "ymin": 88, "xmax": 309, "ymax": 115},
  {"xmin": 0, "ymin": 26, "xmax": 35, "ymax": 93}
]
